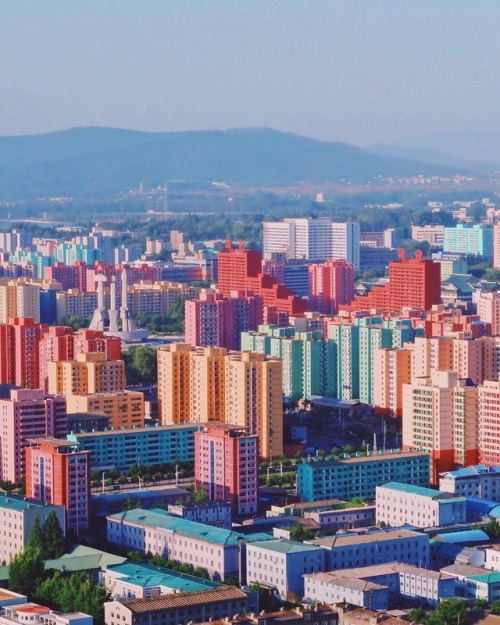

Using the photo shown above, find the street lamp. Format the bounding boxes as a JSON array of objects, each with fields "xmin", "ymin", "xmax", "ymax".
[
  {"xmin": 101, "ymin": 472, "xmax": 106, "ymax": 494},
  {"xmin": 266, "ymin": 465, "xmax": 271, "ymax": 485},
  {"xmin": 175, "ymin": 465, "xmax": 180, "ymax": 486}
]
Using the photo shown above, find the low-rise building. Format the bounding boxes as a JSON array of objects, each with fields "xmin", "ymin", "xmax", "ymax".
[
  {"xmin": 304, "ymin": 563, "xmax": 455, "ymax": 609},
  {"xmin": 376, "ymin": 482, "xmax": 467, "ymax": 528},
  {"xmin": 297, "ymin": 451, "xmax": 430, "ymax": 503},
  {"xmin": 168, "ymin": 501, "xmax": 232, "ymax": 529},
  {"xmin": 107, "ymin": 508, "xmax": 273, "ymax": 581},
  {"xmin": 0, "ymin": 493, "xmax": 66, "ymax": 564},
  {"xmin": 306, "ymin": 528, "xmax": 430, "ymax": 570},
  {"xmin": 104, "ymin": 561, "xmax": 222, "ymax": 599},
  {"xmin": 104, "ymin": 587, "xmax": 257, "ymax": 625},
  {"xmin": 0, "ymin": 604, "xmax": 92, "ymax": 625},
  {"xmin": 67, "ymin": 424, "xmax": 197, "ymax": 472},
  {"xmin": 439, "ymin": 465, "xmax": 500, "ymax": 500},
  {"xmin": 246, "ymin": 539, "xmax": 326, "ymax": 600},
  {"xmin": 304, "ymin": 506, "xmax": 376, "ymax": 531}
]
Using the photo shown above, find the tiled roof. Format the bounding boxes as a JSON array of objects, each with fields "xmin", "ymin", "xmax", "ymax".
[{"xmin": 119, "ymin": 586, "xmax": 247, "ymax": 613}]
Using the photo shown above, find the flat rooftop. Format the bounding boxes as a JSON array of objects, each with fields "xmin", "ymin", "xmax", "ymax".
[
  {"xmin": 307, "ymin": 528, "xmax": 426, "ymax": 549},
  {"xmin": 378, "ymin": 482, "xmax": 465, "ymax": 502},
  {"xmin": 69, "ymin": 424, "xmax": 200, "ymax": 438},
  {"xmin": 248, "ymin": 539, "xmax": 324, "ymax": 554},
  {"xmin": 306, "ymin": 562, "xmax": 452, "ymax": 582},
  {"xmin": 0, "ymin": 493, "xmax": 58, "ymax": 513},
  {"xmin": 301, "ymin": 450, "xmax": 429, "ymax": 467}
]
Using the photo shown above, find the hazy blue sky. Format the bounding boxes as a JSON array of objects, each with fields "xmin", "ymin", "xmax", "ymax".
[{"xmin": 1, "ymin": 1, "xmax": 499, "ymax": 146}]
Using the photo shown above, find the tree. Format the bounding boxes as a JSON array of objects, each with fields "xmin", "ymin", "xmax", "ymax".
[
  {"xmin": 289, "ymin": 524, "xmax": 314, "ymax": 542},
  {"xmin": 492, "ymin": 601, "xmax": 500, "ymax": 615},
  {"xmin": 9, "ymin": 547, "xmax": 45, "ymax": 597},
  {"xmin": 44, "ymin": 511, "xmax": 67, "ymax": 559},
  {"xmin": 122, "ymin": 497, "xmax": 141, "ymax": 512},
  {"xmin": 484, "ymin": 519, "xmax": 500, "ymax": 539},
  {"xmin": 473, "ymin": 598, "xmax": 488, "ymax": 611},
  {"xmin": 36, "ymin": 571, "xmax": 109, "ymax": 624},
  {"xmin": 27, "ymin": 515, "xmax": 46, "ymax": 555},
  {"xmin": 408, "ymin": 608, "xmax": 426, "ymax": 623},
  {"xmin": 425, "ymin": 598, "xmax": 467, "ymax": 625}
]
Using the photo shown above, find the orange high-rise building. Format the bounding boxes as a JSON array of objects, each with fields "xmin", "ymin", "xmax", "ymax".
[
  {"xmin": 402, "ymin": 370, "xmax": 478, "ymax": 483},
  {"xmin": 158, "ymin": 344, "xmax": 283, "ymax": 459}
]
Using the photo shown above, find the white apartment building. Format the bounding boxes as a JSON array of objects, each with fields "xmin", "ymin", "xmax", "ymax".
[
  {"xmin": 411, "ymin": 225, "xmax": 444, "ymax": 245},
  {"xmin": 305, "ymin": 563, "xmax": 455, "ymax": 608},
  {"xmin": 0, "ymin": 493, "xmax": 66, "ymax": 564},
  {"xmin": 246, "ymin": 539, "xmax": 326, "ymax": 600},
  {"xmin": 107, "ymin": 508, "xmax": 272, "ymax": 581},
  {"xmin": 306, "ymin": 528, "xmax": 429, "ymax": 570},
  {"xmin": 439, "ymin": 465, "xmax": 500, "ymax": 500},
  {"xmin": 263, "ymin": 218, "xmax": 360, "ymax": 268},
  {"xmin": 376, "ymin": 482, "xmax": 466, "ymax": 528}
]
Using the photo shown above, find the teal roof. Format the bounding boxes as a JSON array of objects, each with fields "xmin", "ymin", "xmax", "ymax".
[
  {"xmin": 107, "ymin": 562, "xmax": 222, "ymax": 592},
  {"xmin": 108, "ymin": 508, "xmax": 273, "ymax": 546},
  {"xmin": 249, "ymin": 539, "xmax": 324, "ymax": 554},
  {"xmin": 468, "ymin": 572, "xmax": 500, "ymax": 584},
  {"xmin": 380, "ymin": 482, "xmax": 465, "ymax": 502},
  {"xmin": 0, "ymin": 493, "xmax": 57, "ymax": 512}
]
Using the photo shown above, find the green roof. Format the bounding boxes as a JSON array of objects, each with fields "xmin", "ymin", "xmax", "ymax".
[
  {"xmin": 468, "ymin": 572, "xmax": 500, "ymax": 585},
  {"xmin": 44, "ymin": 544, "xmax": 127, "ymax": 572},
  {"xmin": 108, "ymin": 508, "xmax": 274, "ymax": 546},
  {"xmin": 380, "ymin": 482, "xmax": 465, "ymax": 502},
  {"xmin": 107, "ymin": 562, "xmax": 222, "ymax": 592},
  {"xmin": 249, "ymin": 539, "xmax": 324, "ymax": 554}
]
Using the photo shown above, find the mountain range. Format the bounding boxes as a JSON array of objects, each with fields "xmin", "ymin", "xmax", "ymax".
[{"xmin": 0, "ymin": 127, "xmax": 467, "ymax": 200}]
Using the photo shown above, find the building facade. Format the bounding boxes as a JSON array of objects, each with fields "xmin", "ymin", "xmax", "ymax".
[
  {"xmin": 194, "ymin": 425, "xmax": 258, "ymax": 515},
  {"xmin": 296, "ymin": 451, "xmax": 430, "ymax": 503},
  {"xmin": 26, "ymin": 437, "xmax": 91, "ymax": 535},
  {"xmin": 375, "ymin": 482, "xmax": 466, "ymax": 528}
]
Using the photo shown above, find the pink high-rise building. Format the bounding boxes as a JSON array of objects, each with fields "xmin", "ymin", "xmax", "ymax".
[
  {"xmin": 185, "ymin": 290, "xmax": 263, "ymax": 350},
  {"xmin": 412, "ymin": 335, "xmax": 500, "ymax": 385},
  {"xmin": 308, "ymin": 259, "xmax": 355, "ymax": 314},
  {"xmin": 478, "ymin": 379, "xmax": 500, "ymax": 466},
  {"xmin": 0, "ymin": 389, "xmax": 67, "ymax": 483},
  {"xmin": 494, "ymin": 224, "xmax": 500, "ymax": 270},
  {"xmin": 402, "ymin": 370, "xmax": 478, "ymax": 484},
  {"xmin": 194, "ymin": 424, "xmax": 258, "ymax": 515},
  {"xmin": 477, "ymin": 291, "xmax": 500, "ymax": 336}
]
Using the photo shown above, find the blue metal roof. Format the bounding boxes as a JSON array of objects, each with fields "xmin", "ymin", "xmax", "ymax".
[
  {"xmin": 466, "ymin": 498, "xmax": 500, "ymax": 514},
  {"xmin": 441, "ymin": 466, "xmax": 500, "ymax": 478},
  {"xmin": 434, "ymin": 529, "xmax": 489, "ymax": 544},
  {"xmin": 488, "ymin": 506, "xmax": 500, "ymax": 519}
]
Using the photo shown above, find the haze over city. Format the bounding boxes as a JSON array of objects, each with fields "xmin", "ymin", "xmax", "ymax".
[{"xmin": 2, "ymin": 0, "xmax": 500, "ymax": 154}]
